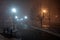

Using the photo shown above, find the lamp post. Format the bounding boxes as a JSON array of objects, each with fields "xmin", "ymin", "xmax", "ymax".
[
  {"xmin": 41, "ymin": 10, "xmax": 47, "ymax": 28},
  {"xmin": 11, "ymin": 8, "xmax": 17, "ymax": 32}
]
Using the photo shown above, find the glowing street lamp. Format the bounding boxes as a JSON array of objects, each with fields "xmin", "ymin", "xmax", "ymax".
[
  {"xmin": 42, "ymin": 10, "xmax": 47, "ymax": 13},
  {"xmin": 15, "ymin": 16, "xmax": 18, "ymax": 19},
  {"xmin": 12, "ymin": 8, "xmax": 16, "ymax": 13},
  {"xmin": 42, "ymin": 9, "xmax": 47, "ymax": 17},
  {"xmin": 24, "ymin": 16, "xmax": 28, "ymax": 19}
]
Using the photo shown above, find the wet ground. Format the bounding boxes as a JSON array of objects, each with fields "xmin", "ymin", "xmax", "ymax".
[{"xmin": 0, "ymin": 27, "xmax": 60, "ymax": 40}]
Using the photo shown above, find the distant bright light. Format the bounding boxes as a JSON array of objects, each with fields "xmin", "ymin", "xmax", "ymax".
[
  {"xmin": 42, "ymin": 10, "xmax": 47, "ymax": 13},
  {"xmin": 55, "ymin": 15, "xmax": 58, "ymax": 18},
  {"xmin": 20, "ymin": 18, "xmax": 23, "ymax": 21},
  {"xmin": 24, "ymin": 16, "xmax": 28, "ymax": 19},
  {"xmin": 12, "ymin": 8, "xmax": 16, "ymax": 13},
  {"xmin": 15, "ymin": 16, "xmax": 18, "ymax": 19}
]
